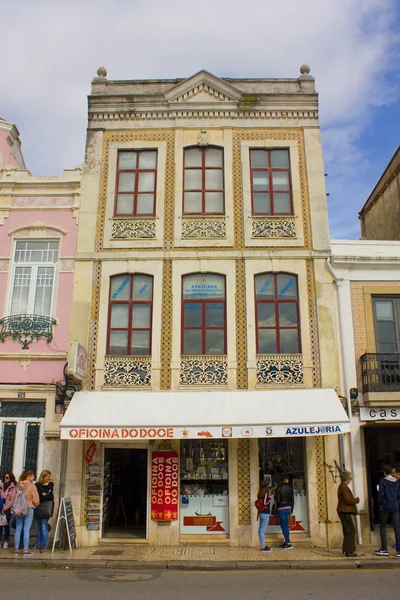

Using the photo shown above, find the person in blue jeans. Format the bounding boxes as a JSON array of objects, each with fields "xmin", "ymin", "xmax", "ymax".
[
  {"xmin": 13, "ymin": 471, "xmax": 40, "ymax": 557},
  {"xmin": 257, "ymin": 481, "xmax": 272, "ymax": 552},
  {"xmin": 275, "ymin": 474, "xmax": 294, "ymax": 549},
  {"xmin": 35, "ymin": 470, "xmax": 54, "ymax": 552}
]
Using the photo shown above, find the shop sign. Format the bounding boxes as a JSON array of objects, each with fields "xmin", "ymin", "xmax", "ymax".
[
  {"xmin": 360, "ymin": 407, "xmax": 400, "ymax": 421},
  {"xmin": 150, "ymin": 451, "xmax": 179, "ymax": 521},
  {"xmin": 68, "ymin": 341, "xmax": 87, "ymax": 381}
]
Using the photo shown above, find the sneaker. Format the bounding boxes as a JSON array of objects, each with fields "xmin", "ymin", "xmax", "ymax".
[
  {"xmin": 23, "ymin": 551, "xmax": 34, "ymax": 557},
  {"xmin": 281, "ymin": 543, "xmax": 293, "ymax": 550},
  {"xmin": 396, "ymin": 551, "xmax": 400, "ymax": 558},
  {"xmin": 374, "ymin": 548, "xmax": 389, "ymax": 556},
  {"xmin": 13, "ymin": 551, "xmax": 19, "ymax": 557},
  {"xmin": 344, "ymin": 552, "xmax": 357, "ymax": 557},
  {"xmin": 3, "ymin": 542, "xmax": 8, "ymax": 549},
  {"xmin": 261, "ymin": 546, "xmax": 272, "ymax": 552}
]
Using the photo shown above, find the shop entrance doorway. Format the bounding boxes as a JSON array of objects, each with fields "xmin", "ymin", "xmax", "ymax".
[
  {"xmin": 364, "ymin": 426, "xmax": 400, "ymax": 529},
  {"xmin": 102, "ymin": 448, "xmax": 148, "ymax": 539}
]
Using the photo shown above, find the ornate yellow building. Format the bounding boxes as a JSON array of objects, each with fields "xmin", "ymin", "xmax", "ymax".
[{"xmin": 61, "ymin": 67, "xmax": 349, "ymax": 548}]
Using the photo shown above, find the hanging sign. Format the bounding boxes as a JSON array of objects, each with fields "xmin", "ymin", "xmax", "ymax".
[
  {"xmin": 85, "ymin": 441, "xmax": 97, "ymax": 464},
  {"xmin": 151, "ymin": 451, "xmax": 179, "ymax": 521},
  {"xmin": 52, "ymin": 497, "xmax": 78, "ymax": 552}
]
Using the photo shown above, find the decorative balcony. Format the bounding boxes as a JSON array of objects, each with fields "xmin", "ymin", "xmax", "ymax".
[
  {"xmin": 180, "ymin": 355, "xmax": 228, "ymax": 386},
  {"xmin": 256, "ymin": 354, "xmax": 304, "ymax": 385},
  {"xmin": 252, "ymin": 216, "xmax": 296, "ymax": 238},
  {"xmin": 361, "ymin": 353, "xmax": 400, "ymax": 393},
  {"xmin": 0, "ymin": 314, "xmax": 57, "ymax": 350},
  {"xmin": 181, "ymin": 217, "xmax": 226, "ymax": 239},
  {"xmin": 104, "ymin": 356, "xmax": 151, "ymax": 386},
  {"xmin": 111, "ymin": 218, "xmax": 156, "ymax": 239}
]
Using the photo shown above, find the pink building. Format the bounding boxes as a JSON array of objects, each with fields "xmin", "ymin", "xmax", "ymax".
[{"xmin": 0, "ymin": 117, "xmax": 81, "ymax": 483}]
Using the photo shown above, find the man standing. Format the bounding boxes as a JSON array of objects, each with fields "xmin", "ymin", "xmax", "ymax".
[{"xmin": 375, "ymin": 465, "xmax": 400, "ymax": 557}]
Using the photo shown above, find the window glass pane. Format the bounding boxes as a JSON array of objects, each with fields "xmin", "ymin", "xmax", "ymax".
[
  {"xmin": 205, "ymin": 148, "xmax": 223, "ymax": 167},
  {"xmin": 277, "ymin": 275, "xmax": 297, "ymax": 298},
  {"xmin": 119, "ymin": 152, "xmax": 137, "ymax": 169},
  {"xmin": 258, "ymin": 329, "xmax": 277, "ymax": 354},
  {"xmin": 250, "ymin": 150, "xmax": 268, "ymax": 168},
  {"xmin": 205, "ymin": 170, "xmax": 223, "ymax": 190},
  {"xmin": 206, "ymin": 329, "xmax": 224, "ymax": 354},
  {"xmin": 183, "ymin": 274, "xmax": 225, "ymax": 299},
  {"xmin": 132, "ymin": 304, "xmax": 151, "ymax": 328},
  {"xmin": 205, "ymin": 192, "xmax": 224, "ymax": 213},
  {"xmin": 139, "ymin": 151, "xmax": 157, "ymax": 169},
  {"xmin": 11, "ymin": 267, "xmax": 31, "ymax": 314},
  {"xmin": 111, "ymin": 304, "xmax": 129, "ymax": 328},
  {"xmin": 116, "ymin": 194, "xmax": 134, "ymax": 214},
  {"xmin": 15, "ymin": 241, "xmax": 59, "ymax": 263},
  {"xmin": 184, "ymin": 303, "xmax": 202, "ymax": 327},
  {"xmin": 118, "ymin": 173, "xmax": 135, "ymax": 192},
  {"xmin": 131, "ymin": 330, "xmax": 150, "ymax": 355},
  {"xmin": 132, "ymin": 275, "xmax": 153, "ymax": 300},
  {"xmin": 184, "ymin": 192, "xmax": 202, "ymax": 213},
  {"xmin": 110, "ymin": 276, "xmax": 131, "ymax": 301},
  {"xmin": 379, "ymin": 342, "xmax": 398, "ymax": 353},
  {"xmin": 183, "ymin": 329, "xmax": 202, "ymax": 354},
  {"xmin": 271, "ymin": 150, "xmax": 289, "ymax": 168},
  {"xmin": 136, "ymin": 194, "xmax": 154, "ymax": 215},
  {"xmin": 279, "ymin": 303, "xmax": 297, "ymax": 326},
  {"xmin": 375, "ymin": 301, "xmax": 394, "ymax": 321},
  {"xmin": 377, "ymin": 321, "xmax": 397, "ymax": 344},
  {"xmin": 206, "ymin": 303, "xmax": 224, "ymax": 327},
  {"xmin": 257, "ymin": 302, "xmax": 275, "ymax": 326},
  {"xmin": 138, "ymin": 172, "xmax": 155, "ymax": 193},
  {"xmin": 280, "ymin": 330, "xmax": 299, "ymax": 353},
  {"xmin": 272, "ymin": 171, "xmax": 289, "ymax": 191},
  {"xmin": 252, "ymin": 172, "xmax": 269, "ymax": 191},
  {"xmin": 109, "ymin": 331, "xmax": 128, "ymax": 355},
  {"xmin": 33, "ymin": 267, "xmax": 54, "ymax": 315},
  {"xmin": 255, "ymin": 274, "xmax": 275, "ymax": 299},
  {"xmin": 273, "ymin": 193, "xmax": 291, "ymax": 214},
  {"xmin": 184, "ymin": 170, "xmax": 202, "ymax": 190},
  {"xmin": 185, "ymin": 148, "xmax": 202, "ymax": 167},
  {"xmin": 253, "ymin": 193, "xmax": 270, "ymax": 214}
]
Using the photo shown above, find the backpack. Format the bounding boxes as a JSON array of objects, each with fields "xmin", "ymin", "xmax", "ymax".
[
  {"xmin": 255, "ymin": 494, "xmax": 271, "ymax": 516},
  {"xmin": 11, "ymin": 484, "xmax": 31, "ymax": 517}
]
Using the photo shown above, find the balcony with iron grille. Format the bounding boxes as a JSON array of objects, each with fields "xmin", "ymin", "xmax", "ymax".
[
  {"xmin": 360, "ymin": 353, "xmax": 400, "ymax": 403},
  {"xmin": 0, "ymin": 314, "xmax": 57, "ymax": 350}
]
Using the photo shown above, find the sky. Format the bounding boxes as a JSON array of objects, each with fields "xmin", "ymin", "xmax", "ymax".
[{"xmin": 1, "ymin": 0, "xmax": 399, "ymax": 240}]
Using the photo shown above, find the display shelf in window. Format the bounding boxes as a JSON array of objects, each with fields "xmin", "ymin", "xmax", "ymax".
[{"xmin": 85, "ymin": 462, "xmax": 101, "ymax": 530}]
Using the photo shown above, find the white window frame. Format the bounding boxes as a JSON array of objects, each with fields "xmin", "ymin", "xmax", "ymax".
[{"xmin": 0, "ymin": 418, "xmax": 45, "ymax": 478}]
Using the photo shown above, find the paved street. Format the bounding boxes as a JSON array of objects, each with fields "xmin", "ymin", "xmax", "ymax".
[{"xmin": 1, "ymin": 569, "xmax": 398, "ymax": 600}]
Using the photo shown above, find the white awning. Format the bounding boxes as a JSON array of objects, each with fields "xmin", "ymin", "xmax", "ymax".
[{"xmin": 60, "ymin": 389, "xmax": 350, "ymax": 440}]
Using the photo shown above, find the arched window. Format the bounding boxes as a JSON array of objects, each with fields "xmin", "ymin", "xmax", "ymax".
[
  {"xmin": 182, "ymin": 274, "xmax": 226, "ymax": 355},
  {"xmin": 107, "ymin": 274, "xmax": 153, "ymax": 356},
  {"xmin": 250, "ymin": 148, "xmax": 293, "ymax": 215},
  {"xmin": 254, "ymin": 273, "xmax": 301, "ymax": 354},
  {"xmin": 183, "ymin": 146, "xmax": 224, "ymax": 215}
]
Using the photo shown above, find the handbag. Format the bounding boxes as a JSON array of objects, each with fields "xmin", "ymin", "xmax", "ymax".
[
  {"xmin": 0, "ymin": 511, "xmax": 7, "ymax": 527},
  {"xmin": 271, "ymin": 503, "xmax": 278, "ymax": 516},
  {"xmin": 34, "ymin": 500, "xmax": 53, "ymax": 519}
]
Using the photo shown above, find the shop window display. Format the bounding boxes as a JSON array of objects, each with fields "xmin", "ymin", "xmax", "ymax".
[
  {"xmin": 180, "ymin": 440, "xmax": 229, "ymax": 534},
  {"xmin": 259, "ymin": 438, "xmax": 308, "ymax": 532}
]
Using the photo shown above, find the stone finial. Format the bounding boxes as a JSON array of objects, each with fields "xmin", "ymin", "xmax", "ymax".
[
  {"xmin": 97, "ymin": 66, "xmax": 107, "ymax": 79},
  {"xmin": 300, "ymin": 64, "xmax": 311, "ymax": 76}
]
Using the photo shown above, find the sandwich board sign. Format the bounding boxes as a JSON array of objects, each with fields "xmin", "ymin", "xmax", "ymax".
[{"xmin": 52, "ymin": 497, "xmax": 78, "ymax": 552}]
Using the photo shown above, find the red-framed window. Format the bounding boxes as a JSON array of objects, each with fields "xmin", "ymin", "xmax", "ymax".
[
  {"xmin": 182, "ymin": 273, "xmax": 226, "ymax": 355},
  {"xmin": 183, "ymin": 146, "xmax": 224, "ymax": 215},
  {"xmin": 114, "ymin": 150, "xmax": 157, "ymax": 217},
  {"xmin": 107, "ymin": 274, "xmax": 153, "ymax": 356},
  {"xmin": 255, "ymin": 273, "xmax": 301, "ymax": 354},
  {"xmin": 250, "ymin": 148, "xmax": 293, "ymax": 215}
]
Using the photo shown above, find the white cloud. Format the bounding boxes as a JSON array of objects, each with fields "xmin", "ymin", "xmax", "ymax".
[{"xmin": 1, "ymin": 0, "xmax": 399, "ymax": 237}]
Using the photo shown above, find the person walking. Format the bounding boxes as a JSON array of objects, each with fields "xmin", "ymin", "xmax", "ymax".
[
  {"xmin": 256, "ymin": 481, "xmax": 272, "ymax": 552},
  {"xmin": 275, "ymin": 474, "xmax": 294, "ymax": 549},
  {"xmin": 13, "ymin": 471, "xmax": 39, "ymax": 557},
  {"xmin": 34, "ymin": 470, "xmax": 54, "ymax": 552},
  {"xmin": 375, "ymin": 464, "xmax": 400, "ymax": 557},
  {"xmin": 337, "ymin": 469, "xmax": 359, "ymax": 556},
  {"xmin": 0, "ymin": 473, "xmax": 16, "ymax": 549}
]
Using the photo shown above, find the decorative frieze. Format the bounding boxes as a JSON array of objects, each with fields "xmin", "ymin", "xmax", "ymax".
[
  {"xmin": 252, "ymin": 216, "xmax": 296, "ymax": 238},
  {"xmin": 104, "ymin": 356, "xmax": 151, "ymax": 386},
  {"xmin": 181, "ymin": 218, "xmax": 226, "ymax": 239},
  {"xmin": 180, "ymin": 355, "xmax": 228, "ymax": 386},
  {"xmin": 12, "ymin": 197, "xmax": 75, "ymax": 208},
  {"xmin": 111, "ymin": 219, "xmax": 156, "ymax": 239},
  {"xmin": 89, "ymin": 110, "xmax": 319, "ymax": 123},
  {"xmin": 256, "ymin": 354, "xmax": 304, "ymax": 385}
]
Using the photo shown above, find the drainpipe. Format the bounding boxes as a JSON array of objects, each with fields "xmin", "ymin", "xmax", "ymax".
[{"xmin": 326, "ymin": 257, "xmax": 362, "ymax": 545}]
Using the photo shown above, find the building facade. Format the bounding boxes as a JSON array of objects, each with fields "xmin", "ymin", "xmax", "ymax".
[{"xmin": 61, "ymin": 67, "xmax": 349, "ymax": 548}]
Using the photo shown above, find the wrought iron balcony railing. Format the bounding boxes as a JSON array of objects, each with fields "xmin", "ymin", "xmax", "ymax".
[
  {"xmin": 0, "ymin": 314, "xmax": 57, "ymax": 350},
  {"xmin": 361, "ymin": 353, "xmax": 400, "ymax": 393}
]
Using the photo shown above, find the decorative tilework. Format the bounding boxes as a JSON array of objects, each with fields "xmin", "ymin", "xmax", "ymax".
[
  {"xmin": 314, "ymin": 435, "xmax": 327, "ymax": 523},
  {"xmin": 86, "ymin": 261, "xmax": 102, "ymax": 390},
  {"xmin": 237, "ymin": 439, "xmax": 251, "ymax": 525},
  {"xmin": 160, "ymin": 260, "xmax": 173, "ymax": 390},
  {"xmin": 235, "ymin": 259, "xmax": 248, "ymax": 389}
]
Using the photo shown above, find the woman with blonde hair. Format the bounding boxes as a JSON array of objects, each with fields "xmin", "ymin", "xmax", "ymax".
[
  {"xmin": 337, "ymin": 469, "xmax": 360, "ymax": 557},
  {"xmin": 13, "ymin": 470, "xmax": 39, "ymax": 557},
  {"xmin": 34, "ymin": 470, "xmax": 54, "ymax": 552}
]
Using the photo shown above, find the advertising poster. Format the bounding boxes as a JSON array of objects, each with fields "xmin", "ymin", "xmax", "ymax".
[{"xmin": 151, "ymin": 451, "xmax": 179, "ymax": 521}]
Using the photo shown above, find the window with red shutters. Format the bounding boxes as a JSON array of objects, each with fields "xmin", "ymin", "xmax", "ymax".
[
  {"xmin": 183, "ymin": 146, "xmax": 224, "ymax": 215},
  {"xmin": 250, "ymin": 148, "xmax": 293, "ymax": 215},
  {"xmin": 114, "ymin": 150, "xmax": 157, "ymax": 217}
]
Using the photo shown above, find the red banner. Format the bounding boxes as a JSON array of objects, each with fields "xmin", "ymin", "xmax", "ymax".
[{"xmin": 150, "ymin": 451, "xmax": 179, "ymax": 521}]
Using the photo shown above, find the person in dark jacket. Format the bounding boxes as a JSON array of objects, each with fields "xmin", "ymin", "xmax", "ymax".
[
  {"xmin": 35, "ymin": 470, "xmax": 54, "ymax": 552},
  {"xmin": 274, "ymin": 474, "xmax": 294, "ymax": 549},
  {"xmin": 375, "ymin": 465, "xmax": 400, "ymax": 557},
  {"xmin": 0, "ymin": 472, "xmax": 16, "ymax": 549},
  {"xmin": 337, "ymin": 469, "xmax": 359, "ymax": 556}
]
